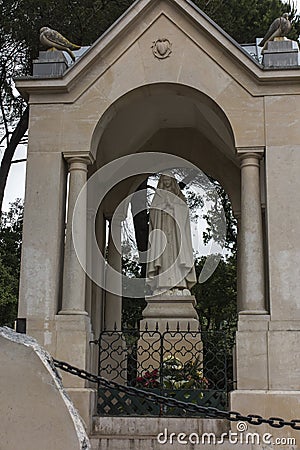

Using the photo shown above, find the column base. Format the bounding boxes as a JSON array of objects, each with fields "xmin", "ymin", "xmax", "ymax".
[
  {"xmin": 54, "ymin": 314, "xmax": 93, "ymax": 388},
  {"xmin": 235, "ymin": 314, "xmax": 270, "ymax": 390}
]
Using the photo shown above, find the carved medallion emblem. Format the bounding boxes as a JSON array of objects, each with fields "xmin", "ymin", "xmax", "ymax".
[{"xmin": 152, "ymin": 39, "xmax": 172, "ymax": 59}]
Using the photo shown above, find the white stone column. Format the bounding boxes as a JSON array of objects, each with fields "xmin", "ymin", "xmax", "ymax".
[
  {"xmin": 105, "ymin": 216, "xmax": 122, "ymax": 329},
  {"xmin": 239, "ymin": 151, "xmax": 267, "ymax": 314},
  {"xmin": 60, "ymin": 153, "xmax": 93, "ymax": 315}
]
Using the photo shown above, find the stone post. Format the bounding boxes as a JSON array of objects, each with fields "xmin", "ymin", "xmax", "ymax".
[{"xmin": 239, "ymin": 151, "xmax": 267, "ymax": 314}]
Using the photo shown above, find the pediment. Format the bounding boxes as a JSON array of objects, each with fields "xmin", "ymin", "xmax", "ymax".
[{"xmin": 16, "ymin": 0, "xmax": 300, "ymax": 102}]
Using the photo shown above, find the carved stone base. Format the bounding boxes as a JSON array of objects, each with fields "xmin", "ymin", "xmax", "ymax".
[
  {"xmin": 140, "ymin": 294, "xmax": 199, "ymax": 331},
  {"xmin": 137, "ymin": 294, "xmax": 202, "ymax": 374}
]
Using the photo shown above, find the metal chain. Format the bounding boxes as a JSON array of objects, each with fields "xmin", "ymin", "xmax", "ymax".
[{"xmin": 53, "ymin": 358, "xmax": 300, "ymax": 430}]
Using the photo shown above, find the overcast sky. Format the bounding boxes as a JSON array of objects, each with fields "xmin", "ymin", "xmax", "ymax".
[{"xmin": 2, "ymin": 2, "xmax": 300, "ymax": 212}]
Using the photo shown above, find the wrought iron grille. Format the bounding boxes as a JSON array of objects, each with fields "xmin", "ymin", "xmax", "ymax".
[{"xmin": 97, "ymin": 328, "xmax": 232, "ymax": 416}]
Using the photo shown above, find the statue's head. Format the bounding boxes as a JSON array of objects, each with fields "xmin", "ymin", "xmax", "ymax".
[
  {"xmin": 162, "ymin": 175, "xmax": 173, "ymax": 189},
  {"xmin": 158, "ymin": 173, "xmax": 178, "ymax": 190},
  {"xmin": 157, "ymin": 173, "xmax": 185, "ymax": 202}
]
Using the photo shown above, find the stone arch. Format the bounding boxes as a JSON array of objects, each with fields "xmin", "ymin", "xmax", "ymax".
[{"xmin": 90, "ymin": 82, "xmax": 240, "ymax": 214}]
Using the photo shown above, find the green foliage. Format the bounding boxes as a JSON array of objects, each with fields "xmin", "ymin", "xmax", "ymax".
[
  {"xmin": 122, "ymin": 256, "xmax": 146, "ymax": 328},
  {"xmin": 203, "ymin": 179, "xmax": 237, "ymax": 252},
  {"xmin": 193, "ymin": 254, "xmax": 237, "ymax": 335},
  {"xmin": 193, "ymin": 253, "xmax": 237, "ymax": 389},
  {"xmin": 2, "ymin": 0, "xmax": 298, "ymax": 58},
  {"xmin": 1, "ymin": 0, "xmax": 135, "ymax": 62},
  {"xmin": 0, "ymin": 199, "xmax": 23, "ymax": 327},
  {"xmin": 194, "ymin": 0, "xmax": 300, "ymax": 43},
  {"xmin": 0, "ymin": 258, "xmax": 18, "ymax": 327}
]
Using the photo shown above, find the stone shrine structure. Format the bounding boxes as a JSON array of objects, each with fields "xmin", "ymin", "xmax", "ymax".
[{"xmin": 15, "ymin": 0, "xmax": 300, "ymax": 443}]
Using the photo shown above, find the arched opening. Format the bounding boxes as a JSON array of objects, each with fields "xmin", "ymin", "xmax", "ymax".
[
  {"xmin": 92, "ymin": 83, "xmax": 240, "ymax": 213},
  {"xmin": 89, "ymin": 83, "xmax": 240, "ymax": 415}
]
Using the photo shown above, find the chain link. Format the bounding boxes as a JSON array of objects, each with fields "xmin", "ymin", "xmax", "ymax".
[{"xmin": 53, "ymin": 358, "xmax": 300, "ymax": 430}]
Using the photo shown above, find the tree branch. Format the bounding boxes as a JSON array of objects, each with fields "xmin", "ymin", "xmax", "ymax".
[
  {"xmin": 0, "ymin": 106, "xmax": 29, "ymax": 215},
  {"xmin": 0, "ymin": 91, "xmax": 10, "ymax": 148}
]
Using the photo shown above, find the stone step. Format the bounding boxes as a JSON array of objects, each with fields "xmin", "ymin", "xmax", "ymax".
[
  {"xmin": 89, "ymin": 416, "xmax": 298, "ymax": 450},
  {"xmin": 90, "ymin": 434, "xmax": 296, "ymax": 450},
  {"xmin": 90, "ymin": 416, "xmax": 230, "ymax": 449},
  {"xmin": 89, "ymin": 437, "xmax": 287, "ymax": 450}
]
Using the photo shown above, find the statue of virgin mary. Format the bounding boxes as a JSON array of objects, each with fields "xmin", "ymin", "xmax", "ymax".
[{"xmin": 146, "ymin": 174, "xmax": 197, "ymax": 295}]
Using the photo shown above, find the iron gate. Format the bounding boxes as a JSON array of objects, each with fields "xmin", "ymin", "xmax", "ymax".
[{"xmin": 97, "ymin": 328, "xmax": 233, "ymax": 416}]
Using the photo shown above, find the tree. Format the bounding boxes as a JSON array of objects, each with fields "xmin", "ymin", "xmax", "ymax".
[
  {"xmin": 193, "ymin": 255, "xmax": 237, "ymax": 332},
  {"xmin": 202, "ymin": 178, "xmax": 237, "ymax": 253},
  {"xmin": 0, "ymin": 199, "xmax": 23, "ymax": 327},
  {"xmin": 0, "ymin": 0, "xmax": 135, "ymax": 213},
  {"xmin": 194, "ymin": 0, "xmax": 299, "ymax": 43},
  {"xmin": 0, "ymin": 25, "xmax": 29, "ymax": 213}
]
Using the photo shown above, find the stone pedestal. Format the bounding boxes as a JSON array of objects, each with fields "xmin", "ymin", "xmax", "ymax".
[
  {"xmin": 140, "ymin": 294, "xmax": 200, "ymax": 332},
  {"xmin": 33, "ymin": 51, "xmax": 69, "ymax": 77},
  {"xmin": 137, "ymin": 294, "xmax": 202, "ymax": 373},
  {"xmin": 234, "ymin": 314, "xmax": 270, "ymax": 390},
  {"xmin": 263, "ymin": 39, "xmax": 300, "ymax": 68}
]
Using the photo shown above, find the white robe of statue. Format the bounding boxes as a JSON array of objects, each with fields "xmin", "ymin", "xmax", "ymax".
[{"xmin": 146, "ymin": 174, "xmax": 197, "ymax": 294}]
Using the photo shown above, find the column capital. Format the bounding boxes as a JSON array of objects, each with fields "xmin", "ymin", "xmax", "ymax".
[
  {"xmin": 239, "ymin": 152, "xmax": 263, "ymax": 169},
  {"xmin": 63, "ymin": 151, "xmax": 95, "ymax": 166}
]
